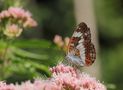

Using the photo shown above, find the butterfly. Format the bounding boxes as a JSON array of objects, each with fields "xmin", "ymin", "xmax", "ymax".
[{"xmin": 65, "ymin": 22, "xmax": 96, "ymax": 68}]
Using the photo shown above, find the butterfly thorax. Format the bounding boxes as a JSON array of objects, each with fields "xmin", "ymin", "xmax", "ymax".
[{"xmin": 65, "ymin": 52, "xmax": 85, "ymax": 68}]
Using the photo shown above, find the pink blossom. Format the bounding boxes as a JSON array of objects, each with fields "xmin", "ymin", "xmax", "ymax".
[
  {"xmin": 0, "ymin": 7, "xmax": 37, "ymax": 38},
  {"xmin": 23, "ymin": 18, "xmax": 37, "ymax": 27},
  {"xmin": 0, "ymin": 82, "xmax": 14, "ymax": 90},
  {"xmin": 50, "ymin": 64, "xmax": 106, "ymax": 90},
  {"xmin": 8, "ymin": 7, "xmax": 31, "ymax": 19},
  {"xmin": 0, "ymin": 7, "xmax": 37, "ymax": 28},
  {"xmin": 53, "ymin": 35, "xmax": 63, "ymax": 43},
  {"xmin": 0, "ymin": 10, "xmax": 10, "ymax": 19},
  {"xmin": 64, "ymin": 37, "xmax": 70, "ymax": 46},
  {"xmin": 4, "ymin": 24, "xmax": 22, "ymax": 38},
  {"xmin": 53, "ymin": 35, "xmax": 70, "ymax": 51},
  {"xmin": 43, "ymin": 81, "xmax": 62, "ymax": 90},
  {"xmin": 50, "ymin": 64, "xmax": 77, "ymax": 77},
  {"xmin": 79, "ymin": 73, "xmax": 106, "ymax": 90},
  {"xmin": 53, "ymin": 35, "xmax": 64, "ymax": 47},
  {"xmin": 0, "ymin": 64, "xmax": 106, "ymax": 90},
  {"xmin": 33, "ymin": 80, "xmax": 46, "ymax": 90}
]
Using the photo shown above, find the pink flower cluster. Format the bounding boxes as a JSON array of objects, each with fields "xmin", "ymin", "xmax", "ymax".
[
  {"xmin": 0, "ymin": 7, "xmax": 37, "ymax": 27},
  {"xmin": 0, "ymin": 7, "xmax": 37, "ymax": 38},
  {"xmin": 50, "ymin": 64, "xmax": 106, "ymax": 90},
  {"xmin": 0, "ymin": 64, "xmax": 106, "ymax": 90}
]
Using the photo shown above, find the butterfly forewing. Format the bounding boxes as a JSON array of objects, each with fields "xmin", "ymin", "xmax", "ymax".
[{"xmin": 66, "ymin": 22, "xmax": 96, "ymax": 67}]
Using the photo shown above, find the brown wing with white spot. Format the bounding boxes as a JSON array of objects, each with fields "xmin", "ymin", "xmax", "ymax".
[{"xmin": 84, "ymin": 43, "xmax": 96, "ymax": 66}]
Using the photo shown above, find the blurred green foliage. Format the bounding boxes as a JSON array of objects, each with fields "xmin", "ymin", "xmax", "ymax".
[
  {"xmin": 0, "ymin": 39, "xmax": 64, "ymax": 83},
  {"xmin": 101, "ymin": 44, "xmax": 123, "ymax": 90},
  {"xmin": 95, "ymin": 0, "xmax": 123, "ymax": 90},
  {"xmin": 95, "ymin": 0, "xmax": 123, "ymax": 38},
  {"xmin": 0, "ymin": 0, "xmax": 75, "ymax": 84}
]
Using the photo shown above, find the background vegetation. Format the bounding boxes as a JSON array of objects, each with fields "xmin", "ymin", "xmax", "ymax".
[{"xmin": 95, "ymin": 0, "xmax": 123, "ymax": 89}]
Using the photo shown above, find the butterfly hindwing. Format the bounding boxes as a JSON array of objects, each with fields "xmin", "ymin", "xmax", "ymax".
[
  {"xmin": 66, "ymin": 22, "xmax": 96, "ymax": 67},
  {"xmin": 84, "ymin": 43, "xmax": 96, "ymax": 66}
]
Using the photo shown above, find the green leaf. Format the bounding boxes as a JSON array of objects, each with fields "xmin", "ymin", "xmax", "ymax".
[
  {"xmin": 27, "ymin": 60, "xmax": 51, "ymax": 76},
  {"xmin": 13, "ymin": 39, "xmax": 52, "ymax": 48},
  {"xmin": 11, "ymin": 47, "xmax": 49, "ymax": 60}
]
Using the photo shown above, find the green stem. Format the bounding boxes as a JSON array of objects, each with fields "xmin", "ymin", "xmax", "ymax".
[
  {"xmin": 1, "ymin": 40, "xmax": 11, "ymax": 79},
  {"xmin": 2, "ymin": 42, "xmax": 9, "ymax": 61}
]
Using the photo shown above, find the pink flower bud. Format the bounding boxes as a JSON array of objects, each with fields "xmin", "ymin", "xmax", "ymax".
[{"xmin": 54, "ymin": 35, "xmax": 64, "ymax": 47}]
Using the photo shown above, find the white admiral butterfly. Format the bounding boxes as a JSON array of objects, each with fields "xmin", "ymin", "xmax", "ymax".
[{"xmin": 65, "ymin": 22, "xmax": 96, "ymax": 67}]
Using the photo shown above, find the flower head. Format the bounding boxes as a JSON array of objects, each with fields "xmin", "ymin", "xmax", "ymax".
[
  {"xmin": 0, "ymin": 7, "xmax": 37, "ymax": 38},
  {"xmin": 0, "ymin": 64, "xmax": 106, "ymax": 90},
  {"xmin": 4, "ymin": 24, "xmax": 22, "ymax": 38},
  {"xmin": 23, "ymin": 18, "xmax": 37, "ymax": 27},
  {"xmin": 8, "ymin": 7, "xmax": 31, "ymax": 19},
  {"xmin": 0, "ymin": 82, "xmax": 14, "ymax": 90},
  {"xmin": 50, "ymin": 64, "xmax": 77, "ymax": 77},
  {"xmin": 50, "ymin": 64, "xmax": 106, "ymax": 90}
]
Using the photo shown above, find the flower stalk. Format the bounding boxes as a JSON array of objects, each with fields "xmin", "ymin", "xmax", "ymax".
[{"xmin": 1, "ymin": 40, "xmax": 11, "ymax": 79}]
